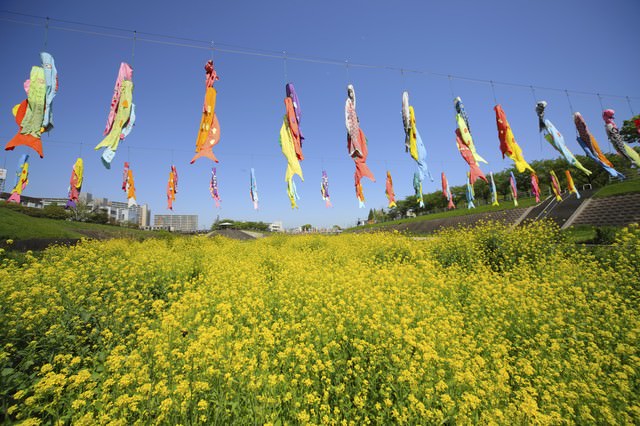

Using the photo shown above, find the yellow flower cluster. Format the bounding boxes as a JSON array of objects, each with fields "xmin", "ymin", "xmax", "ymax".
[{"xmin": 1, "ymin": 222, "xmax": 639, "ymax": 424}]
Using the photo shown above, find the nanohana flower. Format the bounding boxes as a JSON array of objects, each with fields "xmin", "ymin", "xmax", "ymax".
[{"xmin": 0, "ymin": 223, "xmax": 638, "ymax": 424}]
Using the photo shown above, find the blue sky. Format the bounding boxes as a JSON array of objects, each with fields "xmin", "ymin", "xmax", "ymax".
[{"xmin": 1, "ymin": 0, "xmax": 638, "ymax": 229}]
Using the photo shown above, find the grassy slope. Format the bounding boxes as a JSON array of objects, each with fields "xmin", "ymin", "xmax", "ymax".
[
  {"xmin": 560, "ymin": 180, "xmax": 640, "ymax": 243},
  {"xmin": 2, "ymin": 179, "xmax": 637, "ymax": 241},
  {"xmin": 561, "ymin": 225, "xmax": 598, "ymax": 244},
  {"xmin": 353, "ymin": 179, "xmax": 640, "ymax": 232},
  {"xmin": 353, "ymin": 197, "xmax": 538, "ymax": 231},
  {"xmin": 592, "ymin": 178, "xmax": 640, "ymax": 198},
  {"xmin": 0, "ymin": 207, "xmax": 152, "ymax": 240}
]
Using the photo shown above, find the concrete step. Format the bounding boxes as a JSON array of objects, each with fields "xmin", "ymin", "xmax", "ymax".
[{"xmin": 570, "ymin": 193, "xmax": 640, "ymax": 227}]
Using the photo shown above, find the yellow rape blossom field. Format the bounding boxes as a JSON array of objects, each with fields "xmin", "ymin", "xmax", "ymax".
[{"xmin": 1, "ymin": 221, "xmax": 639, "ymax": 424}]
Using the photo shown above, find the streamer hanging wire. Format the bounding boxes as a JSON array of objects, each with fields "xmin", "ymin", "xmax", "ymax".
[
  {"xmin": 563, "ymin": 89, "xmax": 579, "ymax": 140},
  {"xmin": 79, "ymin": 141, "xmax": 83, "ymax": 157},
  {"xmin": 131, "ymin": 30, "xmax": 137, "ymax": 67},
  {"xmin": 597, "ymin": 93, "xmax": 605, "ymax": 111},
  {"xmin": 530, "ymin": 86, "xmax": 544, "ymax": 152},
  {"xmin": 448, "ymin": 75, "xmax": 455, "ymax": 99},
  {"xmin": 565, "ymin": 89, "xmax": 575, "ymax": 114},
  {"xmin": 0, "ymin": 10, "xmax": 637, "ymax": 101},
  {"xmin": 626, "ymin": 96, "xmax": 636, "ymax": 116},
  {"xmin": 529, "ymin": 85, "xmax": 537, "ymax": 103},
  {"xmin": 345, "ymin": 60, "xmax": 350, "ymax": 83},
  {"xmin": 597, "ymin": 94, "xmax": 613, "ymax": 153},
  {"xmin": 210, "ymin": 40, "xmax": 214, "ymax": 60},
  {"xmin": 43, "ymin": 16, "xmax": 49, "ymax": 49},
  {"xmin": 490, "ymin": 80, "xmax": 497, "ymax": 104},
  {"xmin": 283, "ymin": 50, "xmax": 288, "ymax": 84},
  {"xmin": 400, "ymin": 68, "xmax": 406, "ymax": 91}
]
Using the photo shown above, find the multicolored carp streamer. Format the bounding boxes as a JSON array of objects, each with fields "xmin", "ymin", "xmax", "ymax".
[
  {"xmin": 285, "ymin": 83, "xmax": 304, "ymax": 157},
  {"xmin": 402, "ymin": 92, "xmax": 432, "ymax": 207},
  {"xmin": 531, "ymin": 173, "xmax": 541, "ymax": 203},
  {"xmin": 509, "ymin": 172, "xmax": 518, "ymax": 207},
  {"xmin": 346, "ymin": 84, "xmax": 375, "ymax": 207},
  {"xmin": 565, "ymin": 170, "xmax": 580, "ymax": 199},
  {"xmin": 412, "ymin": 171, "xmax": 424, "ymax": 208},
  {"xmin": 465, "ymin": 172, "xmax": 475, "ymax": 209},
  {"xmin": 535, "ymin": 101, "xmax": 591, "ymax": 175},
  {"xmin": 122, "ymin": 162, "xmax": 137, "ymax": 207},
  {"xmin": 385, "ymin": 171, "xmax": 397, "ymax": 208},
  {"xmin": 573, "ymin": 112, "xmax": 624, "ymax": 179},
  {"xmin": 95, "ymin": 63, "xmax": 135, "ymax": 169},
  {"xmin": 7, "ymin": 154, "xmax": 29, "ymax": 203},
  {"xmin": 454, "ymin": 97, "xmax": 488, "ymax": 164},
  {"xmin": 192, "ymin": 60, "xmax": 221, "ymax": 164},
  {"xmin": 250, "ymin": 168, "xmax": 258, "ymax": 210},
  {"xmin": 5, "ymin": 52, "xmax": 57, "ymax": 158},
  {"xmin": 441, "ymin": 172, "xmax": 455, "ymax": 209},
  {"xmin": 490, "ymin": 172, "xmax": 499, "ymax": 206},
  {"xmin": 210, "ymin": 168, "xmax": 221, "ymax": 207},
  {"xmin": 455, "ymin": 129, "xmax": 488, "ymax": 185},
  {"xmin": 122, "ymin": 162, "xmax": 129, "ymax": 191},
  {"xmin": 549, "ymin": 170, "xmax": 562, "ymax": 201},
  {"xmin": 279, "ymin": 83, "xmax": 305, "ymax": 208},
  {"xmin": 66, "ymin": 158, "xmax": 84, "ymax": 209},
  {"xmin": 320, "ymin": 170, "xmax": 331, "ymax": 207},
  {"xmin": 494, "ymin": 105, "xmax": 535, "ymax": 173},
  {"xmin": 603, "ymin": 109, "xmax": 640, "ymax": 168},
  {"xmin": 167, "ymin": 165, "xmax": 178, "ymax": 210}
]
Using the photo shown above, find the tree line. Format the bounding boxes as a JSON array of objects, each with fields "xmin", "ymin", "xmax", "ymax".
[{"xmin": 369, "ymin": 139, "xmax": 639, "ymax": 222}]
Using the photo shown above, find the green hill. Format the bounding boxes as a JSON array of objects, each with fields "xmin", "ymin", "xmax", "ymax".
[
  {"xmin": 0, "ymin": 205, "xmax": 153, "ymax": 241},
  {"xmin": 351, "ymin": 178, "xmax": 640, "ymax": 233},
  {"xmin": 592, "ymin": 179, "xmax": 640, "ymax": 198},
  {"xmin": 355, "ymin": 197, "xmax": 538, "ymax": 231}
]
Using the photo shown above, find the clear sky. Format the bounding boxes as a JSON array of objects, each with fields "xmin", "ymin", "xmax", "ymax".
[{"xmin": 1, "ymin": 0, "xmax": 638, "ymax": 229}]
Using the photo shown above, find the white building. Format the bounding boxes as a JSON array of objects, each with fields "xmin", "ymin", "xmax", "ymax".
[
  {"xmin": 154, "ymin": 215, "xmax": 198, "ymax": 233},
  {"xmin": 1, "ymin": 191, "xmax": 149, "ymax": 227},
  {"xmin": 79, "ymin": 193, "xmax": 149, "ymax": 227},
  {"xmin": 139, "ymin": 204, "xmax": 151, "ymax": 228},
  {"xmin": 40, "ymin": 197, "xmax": 69, "ymax": 207},
  {"xmin": 0, "ymin": 168, "xmax": 7, "ymax": 193},
  {"xmin": 268, "ymin": 221, "xmax": 284, "ymax": 232}
]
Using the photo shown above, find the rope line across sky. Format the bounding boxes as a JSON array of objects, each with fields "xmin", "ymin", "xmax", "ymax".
[{"xmin": 1, "ymin": 10, "xmax": 638, "ymax": 103}]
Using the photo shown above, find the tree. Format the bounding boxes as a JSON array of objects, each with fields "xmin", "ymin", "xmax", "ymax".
[
  {"xmin": 211, "ymin": 219, "xmax": 270, "ymax": 232},
  {"xmin": 42, "ymin": 204, "xmax": 69, "ymax": 220},
  {"xmin": 301, "ymin": 224, "xmax": 313, "ymax": 232},
  {"xmin": 88, "ymin": 211, "xmax": 109, "ymax": 224},
  {"xmin": 68, "ymin": 200, "xmax": 92, "ymax": 222},
  {"xmin": 372, "ymin": 149, "xmax": 639, "ymax": 223},
  {"xmin": 245, "ymin": 221, "xmax": 270, "ymax": 232},
  {"xmin": 621, "ymin": 115, "xmax": 640, "ymax": 144},
  {"xmin": 212, "ymin": 218, "xmax": 235, "ymax": 230}
]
